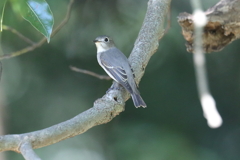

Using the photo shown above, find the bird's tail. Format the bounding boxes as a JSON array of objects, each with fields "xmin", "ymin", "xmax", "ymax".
[{"xmin": 131, "ymin": 93, "xmax": 147, "ymax": 108}]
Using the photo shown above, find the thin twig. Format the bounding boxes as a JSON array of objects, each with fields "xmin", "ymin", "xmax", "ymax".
[
  {"xmin": 51, "ymin": 0, "xmax": 74, "ymax": 37},
  {"xmin": 164, "ymin": 6, "xmax": 171, "ymax": 35},
  {"xmin": 2, "ymin": 25, "xmax": 36, "ymax": 45},
  {"xmin": 0, "ymin": 0, "xmax": 7, "ymax": 32},
  {"xmin": 0, "ymin": 0, "xmax": 75, "ymax": 60},
  {"xmin": 70, "ymin": 66, "xmax": 111, "ymax": 80},
  {"xmin": 20, "ymin": 142, "xmax": 41, "ymax": 160},
  {"xmin": 0, "ymin": 61, "xmax": 2, "ymax": 81}
]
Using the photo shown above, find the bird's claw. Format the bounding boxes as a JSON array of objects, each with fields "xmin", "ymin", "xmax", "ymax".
[{"xmin": 106, "ymin": 83, "xmax": 121, "ymax": 93}]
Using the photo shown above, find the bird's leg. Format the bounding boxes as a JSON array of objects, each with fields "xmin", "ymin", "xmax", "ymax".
[{"xmin": 106, "ymin": 82, "xmax": 121, "ymax": 93}]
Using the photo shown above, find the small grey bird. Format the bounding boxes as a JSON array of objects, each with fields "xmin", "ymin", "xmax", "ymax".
[{"xmin": 94, "ymin": 35, "xmax": 146, "ymax": 108}]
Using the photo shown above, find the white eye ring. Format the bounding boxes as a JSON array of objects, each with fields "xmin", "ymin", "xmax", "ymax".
[{"xmin": 104, "ymin": 38, "xmax": 109, "ymax": 42}]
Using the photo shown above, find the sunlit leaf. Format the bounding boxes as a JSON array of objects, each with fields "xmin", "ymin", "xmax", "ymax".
[{"xmin": 11, "ymin": 0, "xmax": 54, "ymax": 42}]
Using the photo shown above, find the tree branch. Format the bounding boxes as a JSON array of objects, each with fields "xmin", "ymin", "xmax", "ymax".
[
  {"xmin": 2, "ymin": 25, "xmax": 35, "ymax": 45},
  {"xmin": 178, "ymin": 0, "xmax": 240, "ymax": 53},
  {"xmin": 20, "ymin": 142, "xmax": 41, "ymax": 160},
  {"xmin": 164, "ymin": 7, "xmax": 171, "ymax": 35},
  {"xmin": 0, "ymin": 0, "xmax": 74, "ymax": 60},
  {"xmin": 0, "ymin": 0, "xmax": 171, "ymax": 154},
  {"xmin": 70, "ymin": 66, "xmax": 111, "ymax": 80},
  {"xmin": 0, "ymin": 80, "xmax": 6, "ymax": 160}
]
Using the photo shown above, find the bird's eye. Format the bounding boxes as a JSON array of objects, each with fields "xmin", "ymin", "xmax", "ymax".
[{"xmin": 104, "ymin": 38, "xmax": 109, "ymax": 42}]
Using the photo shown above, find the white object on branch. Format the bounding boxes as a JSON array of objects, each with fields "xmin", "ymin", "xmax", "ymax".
[
  {"xmin": 191, "ymin": 0, "xmax": 223, "ymax": 128},
  {"xmin": 193, "ymin": 10, "xmax": 207, "ymax": 27}
]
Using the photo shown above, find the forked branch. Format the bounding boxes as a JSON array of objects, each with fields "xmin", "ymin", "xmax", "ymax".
[{"xmin": 0, "ymin": 0, "xmax": 171, "ymax": 156}]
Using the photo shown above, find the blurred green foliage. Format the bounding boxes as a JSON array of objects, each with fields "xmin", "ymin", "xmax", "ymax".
[{"xmin": 1, "ymin": 0, "xmax": 240, "ymax": 160}]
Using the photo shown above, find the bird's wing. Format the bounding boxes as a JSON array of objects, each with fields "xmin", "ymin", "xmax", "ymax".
[
  {"xmin": 102, "ymin": 60, "xmax": 133, "ymax": 93},
  {"xmin": 101, "ymin": 60, "xmax": 127, "ymax": 83},
  {"xmin": 99, "ymin": 48, "xmax": 135, "ymax": 93}
]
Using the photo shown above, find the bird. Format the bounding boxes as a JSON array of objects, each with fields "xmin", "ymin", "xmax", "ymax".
[{"xmin": 93, "ymin": 35, "xmax": 146, "ymax": 108}]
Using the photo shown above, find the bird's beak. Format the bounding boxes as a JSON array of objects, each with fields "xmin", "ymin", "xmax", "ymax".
[{"xmin": 93, "ymin": 39, "xmax": 99, "ymax": 43}]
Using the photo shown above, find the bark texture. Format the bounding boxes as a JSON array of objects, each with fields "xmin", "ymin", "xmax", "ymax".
[{"xmin": 178, "ymin": 0, "xmax": 240, "ymax": 53}]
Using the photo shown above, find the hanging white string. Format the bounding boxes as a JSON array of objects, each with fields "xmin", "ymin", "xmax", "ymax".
[{"xmin": 191, "ymin": 2, "xmax": 223, "ymax": 128}]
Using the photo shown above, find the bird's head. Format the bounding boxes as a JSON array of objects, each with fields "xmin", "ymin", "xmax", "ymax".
[{"xmin": 94, "ymin": 35, "xmax": 115, "ymax": 53}]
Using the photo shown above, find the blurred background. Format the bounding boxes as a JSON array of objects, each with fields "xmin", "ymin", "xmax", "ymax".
[{"xmin": 1, "ymin": 0, "xmax": 240, "ymax": 159}]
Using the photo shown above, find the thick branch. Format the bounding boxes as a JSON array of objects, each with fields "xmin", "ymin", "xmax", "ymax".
[
  {"xmin": 0, "ymin": 0, "xmax": 171, "ymax": 153},
  {"xmin": 129, "ymin": 0, "xmax": 169, "ymax": 84},
  {"xmin": 0, "ymin": 95, "xmax": 124, "ymax": 152},
  {"xmin": 20, "ymin": 142, "xmax": 41, "ymax": 160}
]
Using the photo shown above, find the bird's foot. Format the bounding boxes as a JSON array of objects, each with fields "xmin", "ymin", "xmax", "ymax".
[{"xmin": 106, "ymin": 83, "xmax": 121, "ymax": 93}]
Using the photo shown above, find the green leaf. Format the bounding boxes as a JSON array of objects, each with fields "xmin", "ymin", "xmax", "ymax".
[{"xmin": 11, "ymin": 0, "xmax": 54, "ymax": 42}]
